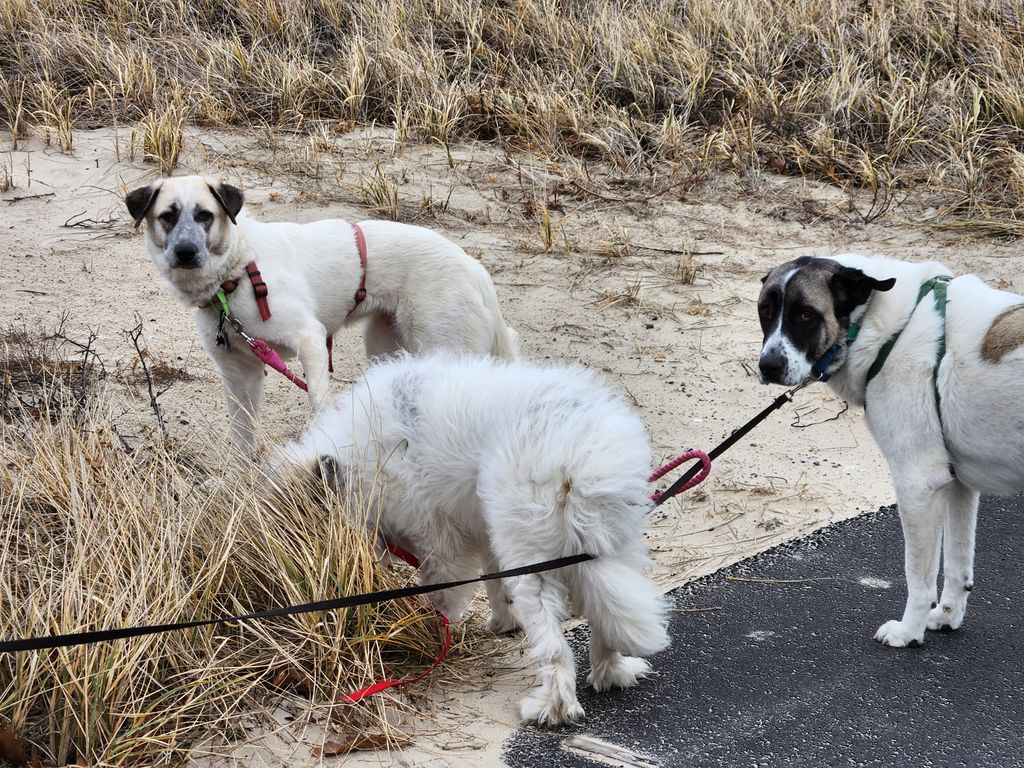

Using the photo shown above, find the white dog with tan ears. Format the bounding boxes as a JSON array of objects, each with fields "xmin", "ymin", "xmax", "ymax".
[
  {"xmin": 125, "ymin": 175, "xmax": 518, "ymax": 453},
  {"xmin": 758, "ymin": 252, "xmax": 1024, "ymax": 648},
  {"xmin": 270, "ymin": 352, "xmax": 671, "ymax": 726}
]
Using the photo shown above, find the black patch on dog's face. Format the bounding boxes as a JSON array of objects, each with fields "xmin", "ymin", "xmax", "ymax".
[
  {"xmin": 314, "ymin": 454, "xmax": 342, "ymax": 493},
  {"xmin": 757, "ymin": 257, "xmax": 895, "ymax": 385}
]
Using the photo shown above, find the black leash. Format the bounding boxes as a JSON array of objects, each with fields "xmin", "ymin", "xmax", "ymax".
[
  {"xmin": 652, "ymin": 381, "xmax": 808, "ymax": 506},
  {"xmin": 2, "ymin": 382, "xmax": 808, "ymax": 654},
  {"xmin": 0, "ymin": 553, "xmax": 594, "ymax": 654}
]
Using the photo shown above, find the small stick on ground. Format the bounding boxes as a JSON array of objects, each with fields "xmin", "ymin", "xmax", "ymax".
[
  {"xmin": 725, "ymin": 576, "xmax": 835, "ymax": 585},
  {"xmin": 4, "ymin": 192, "xmax": 55, "ymax": 204},
  {"xmin": 124, "ymin": 315, "xmax": 166, "ymax": 435}
]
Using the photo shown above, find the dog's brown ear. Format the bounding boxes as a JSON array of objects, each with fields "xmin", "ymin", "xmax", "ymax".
[
  {"xmin": 207, "ymin": 182, "xmax": 244, "ymax": 225},
  {"xmin": 125, "ymin": 182, "xmax": 162, "ymax": 228},
  {"xmin": 831, "ymin": 266, "xmax": 896, "ymax": 316}
]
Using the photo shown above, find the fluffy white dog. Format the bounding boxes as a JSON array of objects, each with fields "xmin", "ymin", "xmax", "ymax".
[
  {"xmin": 271, "ymin": 352, "xmax": 670, "ymax": 725},
  {"xmin": 125, "ymin": 176, "xmax": 517, "ymax": 453}
]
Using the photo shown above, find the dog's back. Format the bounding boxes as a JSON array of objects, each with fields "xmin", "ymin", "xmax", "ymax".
[{"xmin": 313, "ymin": 353, "xmax": 649, "ymax": 532}]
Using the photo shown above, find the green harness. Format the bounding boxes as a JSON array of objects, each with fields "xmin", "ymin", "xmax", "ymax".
[{"xmin": 851, "ymin": 275, "xmax": 953, "ymax": 428}]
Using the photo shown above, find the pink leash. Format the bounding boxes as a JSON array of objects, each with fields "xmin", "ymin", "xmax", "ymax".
[
  {"xmin": 648, "ymin": 449, "xmax": 712, "ymax": 504},
  {"xmin": 247, "ymin": 338, "xmax": 308, "ymax": 392}
]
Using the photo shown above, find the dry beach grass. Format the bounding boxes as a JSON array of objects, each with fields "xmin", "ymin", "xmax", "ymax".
[
  {"xmin": 1, "ymin": 0, "xmax": 1023, "ymax": 229},
  {"xmin": 0, "ymin": 329, "xmax": 449, "ymax": 765}
]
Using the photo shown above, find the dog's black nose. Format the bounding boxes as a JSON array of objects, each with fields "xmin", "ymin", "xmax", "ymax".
[
  {"xmin": 759, "ymin": 350, "xmax": 785, "ymax": 383},
  {"xmin": 174, "ymin": 245, "xmax": 198, "ymax": 266}
]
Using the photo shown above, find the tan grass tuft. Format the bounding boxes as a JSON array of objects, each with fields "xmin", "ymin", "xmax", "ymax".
[
  {"xmin": 0, "ymin": 329, "xmax": 453, "ymax": 766},
  {"xmin": 141, "ymin": 99, "xmax": 187, "ymax": 175}
]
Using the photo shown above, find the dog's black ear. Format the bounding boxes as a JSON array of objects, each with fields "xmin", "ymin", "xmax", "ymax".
[
  {"xmin": 125, "ymin": 182, "xmax": 161, "ymax": 228},
  {"xmin": 208, "ymin": 182, "xmax": 244, "ymax": 225},
  {"xmin": 314, "ymin": 454, "xmax": 342, "ymax": 493},
  {"xmin": 831, "ymin": 266, "xmax": 896, "ymax": 316},
  {"xmin": 760, "ymin": 272, "xmax": 770, "ymax": 284}
]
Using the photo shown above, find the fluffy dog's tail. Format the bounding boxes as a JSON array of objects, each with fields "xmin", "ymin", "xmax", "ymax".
[
  {"xmin": 492, "ymin": 319, "xmax": 520, "ymax": 359},
  {"xmin": 475, "ymin": 269, "xmax": 519, "ymax": 359},
  {"xmin": 573, "ymin": 552, "xmax": 670, "ymax": 658}
]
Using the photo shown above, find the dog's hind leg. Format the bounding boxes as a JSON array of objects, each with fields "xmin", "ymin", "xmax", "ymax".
[
  {"xmin": 928, "ymin": 480, "xmax": 980, "ymax": 632},
  {"xmin": 573, "ymin": 553, "xmax": 669, "ymax": 691},
  {"xmin": 509, "ymin": 573, "xmax": 584, "ymax": 726}
]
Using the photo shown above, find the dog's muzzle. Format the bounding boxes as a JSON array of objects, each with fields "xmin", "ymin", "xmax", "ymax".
[
  {"xmin": 172, "ymin": 244, "xmax": 202, "ymax": 269},
  {"xmin": 758, "ymin": 348, "xmax": 787, "ymax": 385}
]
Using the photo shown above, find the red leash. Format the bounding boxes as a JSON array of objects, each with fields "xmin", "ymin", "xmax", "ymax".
[
  {"xmin": 648, "ymin": 449, "xmax": 712, "ymax": 505},
  {"xmin": 340, "ymin": 543, "xmax": 452, "ymax": 704}
]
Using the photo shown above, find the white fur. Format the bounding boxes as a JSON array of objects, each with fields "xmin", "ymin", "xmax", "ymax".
[
  {"xmin": 797, "ymin": 254, "xmax": 1024, "ymax": 647},
  {"xmin": 138, "ymin": 176, "xmax": 518, "ymax": 453},
  {"xmin": 271, "ymin": 353, "xmax": 670, "ymax": 725}
]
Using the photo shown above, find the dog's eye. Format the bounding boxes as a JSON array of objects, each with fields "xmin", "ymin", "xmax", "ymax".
[
  {"xmin": 798, "ymin": 308, "xmax": 816, "ymax": 322},
  {"xmin": 158, "ymin": 210, "xmax": 178, "ymax": 228},
  {"xmin": 194, "ymin": 209, "xmax": 213, "ymax": 226}
]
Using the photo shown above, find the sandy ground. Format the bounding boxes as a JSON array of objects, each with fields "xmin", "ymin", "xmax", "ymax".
[{"xmin": 1, "ymin": 127, "xmax": 1019, "ymax": 765}]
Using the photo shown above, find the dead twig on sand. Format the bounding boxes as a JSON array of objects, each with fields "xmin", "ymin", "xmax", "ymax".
[
  {"xmin": 63, "ymin": 211, "xmax": 119, "ymax": 229},
  {"xmin": 4, "ymin": 192, "xmax": 54, "ymax": 204},
  {"xmin": 123, "ymin": 315, "xmax": 166, "ymax": 434}
]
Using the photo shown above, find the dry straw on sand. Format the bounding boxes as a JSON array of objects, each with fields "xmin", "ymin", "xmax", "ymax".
[
  {"xmin": 0, "ymin": 329, "xmax": 448, "ymax": 765},
  {"xmin": 1, "ymin": 0, "xmax": 1023, "ymax": 230}
]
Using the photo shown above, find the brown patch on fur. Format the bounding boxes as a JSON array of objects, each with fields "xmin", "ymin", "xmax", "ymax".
[{"xmin": 981, "ymin": 304, "xmax": 1024, "ymax": 363}]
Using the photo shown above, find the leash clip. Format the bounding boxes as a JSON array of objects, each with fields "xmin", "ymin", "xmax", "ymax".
[{"xmin": 215, "ymin": 314, "xmax": 230, "ymax": 349}]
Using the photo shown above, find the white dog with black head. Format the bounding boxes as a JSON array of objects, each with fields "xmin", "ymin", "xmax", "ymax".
[
  {"xmin": 270, "ymin": 352, "xmax": 670, "ymax": 725},
  {"xmin": 758, "ymin": 253, "xmax": 1024, "ymax": 647},
  {"xmin": 125, "ymin": 175, "xmax": 517, "ymax": 453}
]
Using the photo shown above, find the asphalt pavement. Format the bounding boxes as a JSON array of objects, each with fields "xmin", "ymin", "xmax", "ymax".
[{"xmin": 503, "ymin": 495, "xmax": 1024, "ymax": 767}]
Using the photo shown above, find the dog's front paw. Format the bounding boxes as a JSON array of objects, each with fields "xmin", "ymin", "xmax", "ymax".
[
  {"xmin": 518, "ymin": 689, "xmax": 585, "ymax": 727},
  {"xmin": 874, "ymin": 619, "xmax": 924, "ymax": 647},
  {"xmin": 587, "ymin": 655, "xmax": 651, "ymax": 692},
  {"xmin": 927, "ymin": 602, "xmax": 966, "ymax": 632}
]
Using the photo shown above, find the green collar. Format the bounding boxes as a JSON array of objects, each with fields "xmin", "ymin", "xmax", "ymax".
[{"xmin": 212, "ymin": 288, "xmax": 231, "ymax": 318}]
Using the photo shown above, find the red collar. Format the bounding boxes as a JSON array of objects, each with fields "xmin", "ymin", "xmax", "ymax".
[
  {"xmin": 384, "ymin": 542, "xmax": 420, "ymax": 568},
  {"xmin": 348, "ymin": 223, "xmax": 368, "ymax": 316},
  {"xmin": 221, "ymin": 261, "xmax": 271, "ymax": 321}
]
